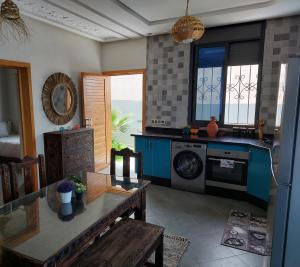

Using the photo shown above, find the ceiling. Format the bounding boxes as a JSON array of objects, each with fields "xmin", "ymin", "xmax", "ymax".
[{"xmin": 16, "ymin": 0, "xmax": 300, "ymax": 43}]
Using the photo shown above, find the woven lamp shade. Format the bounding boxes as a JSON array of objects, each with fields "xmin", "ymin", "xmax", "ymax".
[
  {"xmin": 171, "ymin": 15, "xmax": 205, "ymax": 43},
  {"xmin": 1, "ymin": 0, "xmax": 20, "ymax": 20},
  {"xmin": 0, "ymin": 0, "xmax": 30, "ymax": 41}
]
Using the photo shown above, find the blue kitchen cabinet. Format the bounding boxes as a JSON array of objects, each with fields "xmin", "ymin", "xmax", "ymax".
[
  {"xmin": 247, "ymin": 147, "xmax": 272, "ymax": 202},
  {"xmin": 135, "ymin": 136, "xmax": 152, "ymax": 176},
  {"xmin": 151, "ymin": 138, "xmax": 171, "ymax": 179},
  {"xmin": 135, "ymin": 136, "xmax": 171, "ymax": 179},
  {"xmin": 207, "ymin": 142, "xmax": 249, "ymax": 152},
  {"xmin": 208, "ymin": 142, "xmax": 271, "ymax": 202}
]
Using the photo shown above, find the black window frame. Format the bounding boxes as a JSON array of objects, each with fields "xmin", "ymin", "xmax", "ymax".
[{"xmin": 189, "ymin": 22, "xmax": 266, "ymax": 128}]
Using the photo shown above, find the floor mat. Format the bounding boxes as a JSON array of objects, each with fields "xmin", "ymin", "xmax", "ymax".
[
  {"xmin": 148, "ymin": 233, "xmax": 190, "ymax": 267},
  {"xmin": 221, "ymin": 209, "xmax": 271, "ymax": 256}
]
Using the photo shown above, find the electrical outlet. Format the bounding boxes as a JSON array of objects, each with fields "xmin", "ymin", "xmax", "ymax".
[{"xmin": 151, "ymin": 119, "xmax": 167, "ymax": 126}]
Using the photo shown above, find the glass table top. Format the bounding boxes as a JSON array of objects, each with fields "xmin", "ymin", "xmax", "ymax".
[{"xmin": 0, "ymin": 172, "xmax": 148, "ymax": 263}]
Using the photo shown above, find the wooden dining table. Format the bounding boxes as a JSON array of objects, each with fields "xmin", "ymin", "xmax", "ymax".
[{"xmin": 0, "ymin": 172, "xmax": 150, "ymax": 267}]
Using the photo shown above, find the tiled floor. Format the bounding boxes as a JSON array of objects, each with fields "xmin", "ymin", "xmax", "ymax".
[{"xmin": 146, "ymin": 185, "xmax": 270, "ymax": 267}]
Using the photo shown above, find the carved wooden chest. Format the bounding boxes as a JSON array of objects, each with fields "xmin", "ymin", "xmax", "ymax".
[{"xmin": 44, "ymin": 128, "xmax": 94, "ymax": 185}]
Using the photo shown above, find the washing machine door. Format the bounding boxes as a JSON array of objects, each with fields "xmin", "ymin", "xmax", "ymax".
[{"xmin": 173, "ymin": 150, "xmax": 204, "ymax": 180}]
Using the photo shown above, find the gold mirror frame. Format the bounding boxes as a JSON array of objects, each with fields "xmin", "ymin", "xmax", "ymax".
[{"xmin": 42, "ymin": 73, "xmax": 77, "ymax": 125}]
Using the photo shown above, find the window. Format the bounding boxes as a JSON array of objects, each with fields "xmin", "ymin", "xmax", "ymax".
[
  {"xmin": 225, "ymin": 64, "xmax": 258, "ymax": 125},
  {"xmin": 191, "ymin": 40, "xmax": 262, "ymax": 127},
  {"xmin": 195, "ymin": 47, "xmax": 225, "ymax": 121},
  {"xmin": 275, "ymin": 63, "xmax": 287, "ymax": 127}
]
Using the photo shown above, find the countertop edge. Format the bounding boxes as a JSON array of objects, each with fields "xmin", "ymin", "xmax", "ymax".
[{"xmin": 131, "ymin": 133, "xmax": 272, "ymax": 150}]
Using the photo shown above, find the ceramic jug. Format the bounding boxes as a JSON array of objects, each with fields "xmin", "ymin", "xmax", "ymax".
[{"xmin": 207, "ymin": 116, "xmax": 219, "ymax": 137}]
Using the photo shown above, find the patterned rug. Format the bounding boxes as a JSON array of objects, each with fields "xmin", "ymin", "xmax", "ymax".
[
  {"xmin": 148, "ymin": 233, "xmax": 190, "ymax": 267},
  {"xmin": 221, "ymin": 209, "xmax": 271, "ymax": 256}
]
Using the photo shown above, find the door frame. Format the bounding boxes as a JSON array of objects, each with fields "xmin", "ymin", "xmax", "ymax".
[
  {"xmin": 0, "ymin": 59, "xmax": 37, "ymax": 189},
  {"xmin": 102, "ymin": 69, "xmax": 147, "ymax": 132},
  {"xmin": 0, "ymin": 59, "xmax": 36, "ymax": 157}
]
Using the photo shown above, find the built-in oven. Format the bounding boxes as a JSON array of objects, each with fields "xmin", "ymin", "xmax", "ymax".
[{"xmin": 206, "ymin": 148, "xmax": 250, "ymax": 191}]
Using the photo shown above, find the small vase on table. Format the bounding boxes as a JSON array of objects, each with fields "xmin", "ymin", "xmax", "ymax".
[{"xmin": 57, "ymin": 181, "xmax": 73, "ymax": 204}]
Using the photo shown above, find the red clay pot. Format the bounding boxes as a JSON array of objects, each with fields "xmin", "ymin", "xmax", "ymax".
[{"xmin": 207, "ymin": 116, "xmax": 219, "ymax": 137}]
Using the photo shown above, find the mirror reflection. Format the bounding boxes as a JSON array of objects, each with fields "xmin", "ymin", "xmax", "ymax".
[{"xmin": 52, "ymin": 84, "xmax": 73, "ymax": 115}]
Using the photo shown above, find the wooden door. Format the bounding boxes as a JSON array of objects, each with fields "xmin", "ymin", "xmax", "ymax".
[{"xmin": 81, "ymin": 73, "xmax": 112, "ymax": 172}]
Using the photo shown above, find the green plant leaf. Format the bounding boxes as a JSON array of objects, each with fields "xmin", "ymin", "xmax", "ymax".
[{"xmin": 111, "ymin": 108, "xmax": 132, "ymax": 134}]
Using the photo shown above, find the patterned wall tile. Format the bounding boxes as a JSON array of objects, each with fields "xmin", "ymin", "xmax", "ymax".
[
  {"xmin": 146, "ymin": 34, "xmax": 190, "ymax": 128},
  {"xmin": 146, "ymin": 15, "xmax": 300, "ymax": 132},
  {"xmin": 260, "ymin": 15, "xmax": 300, "ymax": 133}
]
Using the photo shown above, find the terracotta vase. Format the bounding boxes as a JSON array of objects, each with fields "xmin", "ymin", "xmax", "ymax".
[{"xmin": 207, "ymin": 116, "xmax": 219, "ymax": 137}]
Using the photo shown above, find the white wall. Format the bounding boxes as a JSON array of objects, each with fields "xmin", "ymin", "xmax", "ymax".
[
  {"xmin": 0, "ymin": 68, "xmax": 20, "ymax": 133},
  {"xmin": 0, "ymin": 16, "xmax": 102, "ymax": 154},
  {"xmin": 0, "ymin": 71, "xmax": 5, "ymax": 121},
  {"xmin": 101, "ymin": 38, "xmax": 147, "ymax": 71}
]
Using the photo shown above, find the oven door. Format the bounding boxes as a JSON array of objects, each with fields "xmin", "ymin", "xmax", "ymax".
[{"xmin": 206, "ymin": 157, "xmax": 248, "ymax": 186}]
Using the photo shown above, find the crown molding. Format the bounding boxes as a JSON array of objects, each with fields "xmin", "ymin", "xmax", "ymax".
[
  {"xmin": 114, "ymin": 0, "xmax": 276, "ymax": 25},
  {"xmin": 70, "ymin": 0, "xmax": 144, "ymax": 37}
]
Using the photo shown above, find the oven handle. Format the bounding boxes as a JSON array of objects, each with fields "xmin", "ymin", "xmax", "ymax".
[{"xmin": 207, "ymin": 158, "xmax": 247, "ymax": 165}]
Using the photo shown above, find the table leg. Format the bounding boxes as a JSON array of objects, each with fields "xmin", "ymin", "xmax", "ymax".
[
  {"xmin": 135, "ymin": 189, "xmax": 146, "ymax": 221},
  {"xmin": 155, "ymin": 234, "xmax": 164, "ymax": 267}
]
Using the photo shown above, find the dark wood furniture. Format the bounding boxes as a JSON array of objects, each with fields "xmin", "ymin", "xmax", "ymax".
[
  {"xmin": 1, "ymin": 172, "xmax": 149, "ymax": 267},
  {"xmin": 9, "ymin": 155, "xmax": 47, "ymax": 200},
  {"xmin": 44, "ymin": 128, "xmax": 94, "ymax": 185},
  {"xmin": 0, "ymin": 164, "xmax": 12, "ymax": 204},
  {"xmin": 110, "ymin": 148, "xmax": 144, "ymax": 220},
  {"xmin": 0, "ymin": 156, "xmax": 21, "ymax": 164},
  {"xmin": 73, "ymin": 218, "xmax": 164, "ymax": 267},
  {"xmin": 110, "ymin": 148, "xmax": 143, "ymax": 178}
]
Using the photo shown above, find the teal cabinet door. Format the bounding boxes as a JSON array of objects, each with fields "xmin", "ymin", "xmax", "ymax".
[
  {"xmin": 247, "ymin": 148, "xmax": 272, "ymax": 202},
  {"xmin": 207, "ymin": 143, "xmax": 249, "ymax": 152},
  {"xmin": 151, "ymin": 138, "xmax": 171, "ymax": 179},
  {"xmin": 135, "ymin": 136, "xmax": 152, "ymax": 176},
  {"xmin": 135, "ymin": 136, "xmax": 171, "ymax": 179}
]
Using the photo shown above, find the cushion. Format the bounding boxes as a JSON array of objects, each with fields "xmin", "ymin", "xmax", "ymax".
[
  {"xmin": 0, "ymin": 122, "xmax": 9, "ymax": 137},
  {"xmin": 6, "ymin": 121, "xmax": 12, "ymax": 134}
]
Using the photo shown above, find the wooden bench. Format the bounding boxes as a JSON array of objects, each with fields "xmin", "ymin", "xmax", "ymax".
[{"xmin": 72, "ymin": 219, "xmax": 164, "ymax": 267}]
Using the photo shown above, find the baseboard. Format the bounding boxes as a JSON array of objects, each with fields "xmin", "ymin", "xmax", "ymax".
[
  {"xmin": 247, "ymin": 194, "xmax": 268, "ymax": 210},
  {"xmin": 142, "ymin": 176, "xmax": 171, "ymax": 187},
  {"xmin": 206, "ymin": 186, "xmax": 268, "ymax": 210},
  {"xmin": 206, "ymin": 186, "xmax": 248, "ymax": 201}
]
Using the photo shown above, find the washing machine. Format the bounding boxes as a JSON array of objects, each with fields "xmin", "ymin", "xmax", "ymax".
[{"xmin": 171, "ymin": 141, "xmax": 207, "ymax": 193}]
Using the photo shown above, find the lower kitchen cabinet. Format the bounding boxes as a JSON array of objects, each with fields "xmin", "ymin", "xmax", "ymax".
[
  {"xmin": 247, "ymin": 147, "xmax": 272, "ymax": 202},
  {"xmin": 135, "ymin": 136, "xmax": 171, "ymax": 179},
  {"xmin": 135, "ymin": 135, "xmax": 271, "ymax": 203}
]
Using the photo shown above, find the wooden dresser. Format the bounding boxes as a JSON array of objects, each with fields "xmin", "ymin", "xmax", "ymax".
[{"xmin": 44, "ymin": 128, "xmax": 94, "ymax": 185}]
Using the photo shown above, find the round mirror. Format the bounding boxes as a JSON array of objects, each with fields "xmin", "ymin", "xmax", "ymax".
[
  {"xmin": 51, "ymin": 84, "xmax": 73, "ymax": 115},
  {"xmin": 42, "ymin": 73, "xmax": 77, "ymax": 125}
]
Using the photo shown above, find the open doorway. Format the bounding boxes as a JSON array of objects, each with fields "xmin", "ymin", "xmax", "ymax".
[
  {"xmin": 0, "ymin": 68, "xmax": 22, "ymax": 162},
  {"xmin": 111, "ymin": 74, "xmax": 144, "ymax": 148},
  {"xmin": 102, "ymin": 69, "xmax": 146, "ymax": 176},
  {"xmin": 0, "ymin": 59, "xmax": 37, "ymax": 197}
]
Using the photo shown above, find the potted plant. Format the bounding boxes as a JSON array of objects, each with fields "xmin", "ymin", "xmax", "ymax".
[
  {"xmin": 69, "ymin": 175, "xmax": 83, "ymax": 184},
  {"xmin": 74, "ymin": 183, "xmax": 86, "ymax": 201},
  {"xmin": 57, "ymin": 181, "xmax": 73, "ymax": 204}
]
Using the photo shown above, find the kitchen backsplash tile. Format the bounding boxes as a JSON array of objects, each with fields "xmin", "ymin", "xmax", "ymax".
[
  {"xmin": 146, "ymin": 34, "xmax": 190, "ymax": 128},
  {"xmin": 146, "ymin": 15, "xmax": 300, "ymax": 133},
  {"xmin": 260, "ymin": 15, "xmax": 300, "ymax": 133}
]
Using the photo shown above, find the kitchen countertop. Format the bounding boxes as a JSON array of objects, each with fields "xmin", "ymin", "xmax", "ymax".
[
  {"xmin": 132, "ymin": 131, "xmax": 279, "ymax": 186},
  {"xmin": 131, "ymin": 132, "xmax": 273, "ymax": 150}
]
